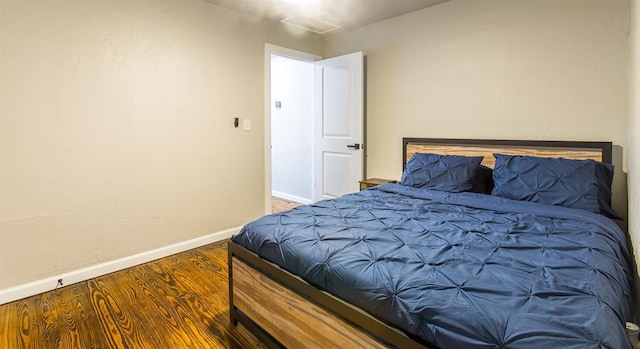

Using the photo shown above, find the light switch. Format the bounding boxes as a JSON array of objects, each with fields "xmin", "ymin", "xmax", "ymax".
[{"xmin": 243, "ymin": 119, "xmax": 251, "ymax": 131}]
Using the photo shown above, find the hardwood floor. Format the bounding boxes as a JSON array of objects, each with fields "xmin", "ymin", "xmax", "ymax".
[
  {"xmin": 0, "ymin": 240, "xmax": 266, "ymax": 349},
  {"xmin": 272, "ymin": 197, "xmax": 302, "ymax": 213},
  {"xmin": 0, "ymin": 199, "xmax": 303, "ymax": 349}
]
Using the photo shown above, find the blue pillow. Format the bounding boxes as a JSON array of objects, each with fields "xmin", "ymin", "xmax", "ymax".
[
  {"xmin": 401, "ymin": 153, "xmax": 483, "ymax": 192},
  {"xmin": 492, "ymin": 154, "xmax": 601, "ymax": 214},
  {"xmin": 594, "ymin": 162, "xmax": 622, "ymax": 219}
]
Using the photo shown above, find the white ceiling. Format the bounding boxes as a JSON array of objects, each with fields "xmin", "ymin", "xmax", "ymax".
[{"xmin": 201, "ymin": 0, "xmax": 449, "ymax": 34}]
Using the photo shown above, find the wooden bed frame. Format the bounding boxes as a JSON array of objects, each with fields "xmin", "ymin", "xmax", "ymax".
[{"xmin": 229, "ymin": 138, "xmax": 613, "ymax": 349}]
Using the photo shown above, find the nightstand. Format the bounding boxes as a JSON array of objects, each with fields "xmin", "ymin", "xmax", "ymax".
[{"xmin": 359, "ymin": 178, "xmax": 396, "ymax": 191}]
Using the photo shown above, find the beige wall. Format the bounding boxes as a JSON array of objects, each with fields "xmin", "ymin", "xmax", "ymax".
[
  {"xmin": 630, "ymin": 0, "xmax": 640, "ymax": 302},
  {"xmin": 325, "ymin": 0, "xmax": 629, "ymax": 214},
  {"xmin": 0, "ymin": 0, "xmax": 322, "ymax": 289}
]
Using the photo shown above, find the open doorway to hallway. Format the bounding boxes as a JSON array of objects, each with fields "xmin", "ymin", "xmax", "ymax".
[{"xmin": 270, "ymin": 55, "xmax": 315, "ymax": 207}]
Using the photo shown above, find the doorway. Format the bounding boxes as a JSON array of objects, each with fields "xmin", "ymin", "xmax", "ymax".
[
  {"xmin": 263, "ymin": 44, "xmax": 321, "ymax": 214},
  {"xmin": 270, "ymin": 55, "xmax": 315, "ymax": 206},
  {"xmin": 263, "ymin": 44, "xmax": 364, "ymax": 215}
]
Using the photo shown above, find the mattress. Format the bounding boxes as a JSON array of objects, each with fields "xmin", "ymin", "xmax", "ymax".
[{"xmin": 232, "ymin": 183, "xmax": 632, "ymax": 348}]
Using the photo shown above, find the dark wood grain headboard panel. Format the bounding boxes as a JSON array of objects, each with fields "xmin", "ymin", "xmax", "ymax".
[{"xmin": 403, "ymin": 138, "xmax": 612, "ymax": 169}]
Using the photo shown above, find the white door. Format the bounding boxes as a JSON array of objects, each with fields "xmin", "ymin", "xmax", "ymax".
[{"xmin": 314, "ymin": 52, "xmax": 364, "ymax": 201}]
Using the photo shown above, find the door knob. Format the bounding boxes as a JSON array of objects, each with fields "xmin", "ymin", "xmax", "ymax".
[{"xmin": 347, "ymin": 144, "xmax": 361, "ymax": 150}]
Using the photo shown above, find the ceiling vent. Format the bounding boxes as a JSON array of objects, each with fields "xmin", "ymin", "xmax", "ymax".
[{"xmin": 280, "ymin": 14, "xmax": 341, "ymax": 34}]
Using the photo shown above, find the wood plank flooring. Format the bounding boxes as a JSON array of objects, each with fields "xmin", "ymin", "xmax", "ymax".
[
  {"xmin": 271, "ymin": 197, "xmax": 302, "ymax": 213},
  {"xmin": 0, "ymin": 240, "xmax": 266, "ymax": 349},
  {"xmin": 0, "ymin": 198, "xmax": 302, "ymax": 349}
]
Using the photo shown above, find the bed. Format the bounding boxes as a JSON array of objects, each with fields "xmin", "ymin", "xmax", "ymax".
[{"xmin": 228, "ymin": 138, "xmax": 632, "ymax": 348}]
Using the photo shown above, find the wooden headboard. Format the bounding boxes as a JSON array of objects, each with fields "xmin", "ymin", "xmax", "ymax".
[{"xmin": 403, "ymin": 138, "xmax": 613, "ymax": 169}]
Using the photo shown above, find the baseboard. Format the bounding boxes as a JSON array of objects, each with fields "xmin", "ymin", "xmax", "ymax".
[
  {"xmin": 0, "ymin": 226, "xmax": 241, "ymax": 305},
  {"xmin": 272, "ymin": 191, "xmax": 312, "ymax": 205}
]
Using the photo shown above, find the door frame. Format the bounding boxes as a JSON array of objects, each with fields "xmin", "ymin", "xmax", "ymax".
[{"xmin": 264, "ymin": 44, "xmax": 322, "ymax": 215}]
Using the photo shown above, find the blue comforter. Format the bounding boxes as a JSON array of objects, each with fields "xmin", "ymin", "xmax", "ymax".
[{"xmin": 232, "ymin": 183, "xmax": 633, "ymax": 348}]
